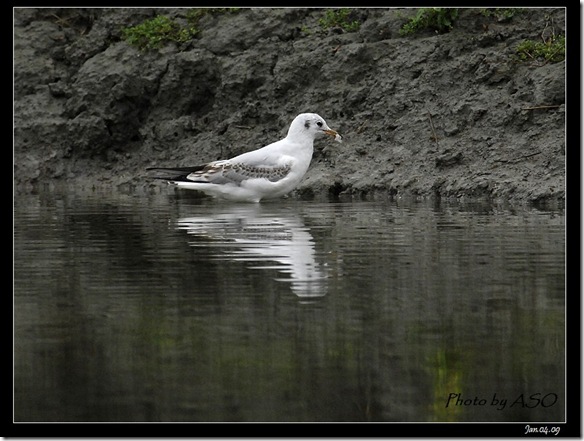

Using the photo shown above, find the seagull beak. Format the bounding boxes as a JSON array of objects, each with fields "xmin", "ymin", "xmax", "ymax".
[{"xmin": 324, "ymin": 129, "xmax": 343, "ymax": 143}]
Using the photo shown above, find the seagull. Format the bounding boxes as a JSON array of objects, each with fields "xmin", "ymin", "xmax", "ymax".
[{"xmin": 147, "ymin": 113, "xmax": 342, "ymax": 202}]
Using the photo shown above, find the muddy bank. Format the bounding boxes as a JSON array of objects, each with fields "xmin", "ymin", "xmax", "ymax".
[{"xmin": 13, "ymin": 7, "xmax": 566, "ymax": 205}]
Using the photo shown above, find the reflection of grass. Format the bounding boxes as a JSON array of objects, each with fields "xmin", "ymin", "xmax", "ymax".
[
  {"xmin": 428, "ymin": 349, "xmax": 464, "ymax": 422},
  {"xmin": 424, "ymin": 306, "xmax": 565, "ymax": 422}
]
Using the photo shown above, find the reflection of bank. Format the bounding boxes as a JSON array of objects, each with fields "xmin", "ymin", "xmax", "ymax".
[{"xmin": 176, "ymin": 205, "xmax": 327, "ymax": 300}]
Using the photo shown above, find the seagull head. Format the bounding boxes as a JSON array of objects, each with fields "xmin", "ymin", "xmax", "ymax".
[{"xmin": 288, "ymin": 113, "xmax": 342, "ymax": 143}]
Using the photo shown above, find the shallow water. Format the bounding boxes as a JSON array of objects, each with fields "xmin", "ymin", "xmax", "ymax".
[{"xmin": 13, "ymin": 189, "xmax": 565, "ymax": 422}]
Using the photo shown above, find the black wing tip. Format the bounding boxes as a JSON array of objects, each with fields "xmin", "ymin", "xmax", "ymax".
[
  {"xmin": 146, "ymin": 165, "xmax": 205, "ymax": 173},
  {"xmin": 147, "ymin": 165, "xmax": 207, "ymax": 182}
]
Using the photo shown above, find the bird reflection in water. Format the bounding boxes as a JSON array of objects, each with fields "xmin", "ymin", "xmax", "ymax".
[{"xmin": 176, "ymin": 205, "xmax": 327, "ymax": 300}]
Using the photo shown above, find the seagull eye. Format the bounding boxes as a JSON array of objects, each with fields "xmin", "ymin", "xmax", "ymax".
[{"xmin": 316, "ymin": 121, "xmax": 323, "ymax": 127}]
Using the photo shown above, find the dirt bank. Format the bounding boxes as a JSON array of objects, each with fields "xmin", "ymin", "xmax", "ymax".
[{"xmin": 13, "ymin": 7, "xmax": 566, "ymax": 205}]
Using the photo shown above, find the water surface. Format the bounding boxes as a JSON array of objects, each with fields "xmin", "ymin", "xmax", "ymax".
[{"xmin": 13, "ymin": 189, "xmax": 565, "ymax": 422}]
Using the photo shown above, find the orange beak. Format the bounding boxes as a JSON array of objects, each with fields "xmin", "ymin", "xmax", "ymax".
[{"xmin": 324, "ymin": 129, "xmax": 343, "ymax": 143}]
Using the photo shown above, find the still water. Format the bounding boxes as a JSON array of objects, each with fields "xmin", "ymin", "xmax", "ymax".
[{"xmin": 13, "ymin": 189, "xmax": 565, "ymax": 423}]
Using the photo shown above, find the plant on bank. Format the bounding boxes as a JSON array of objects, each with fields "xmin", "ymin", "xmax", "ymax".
[
  {"xmin": 319, "ymin": 9, "xmax": 360, "ymax": 32},
  {"xmin": 479, "ymin": 8, "xmax": 524, "ymax": 21},
  {"xmin": 399, "ymin": 8, "xmax": 459, "ymax": 36},
  {"xmin": 122, "ymin": 15, "xmax": 197, "ymax": 50},
  {"xmin": 122, "ymin": 9, "xmax": 241, "ymax": 51},
  {"xmin": 185, "ymin": 7, "xmax": 240, "ymax": 24},
  {"xmin": 516, "ymin": 34, "xmax": 565, "ymax": 64}
]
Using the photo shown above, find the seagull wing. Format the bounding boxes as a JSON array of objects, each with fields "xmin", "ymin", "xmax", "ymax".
[
  {"xmin": 148, "ymin": 157, "xmax": 293, "ymax": 186},
  {"xmin": 187, "ymin": 159, "xmax": 293, "ymax": 185}
]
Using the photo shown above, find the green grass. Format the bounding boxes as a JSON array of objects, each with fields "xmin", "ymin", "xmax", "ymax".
[
  {"xmin": 122, "ymin": 9, "xmax": 241, "ymax": 51},
  {"xmin": 399, "ymin": 8, "xmax": 459, "ymax": 36},
  {"xmin": 185, "ymin": 7, "xmax": 240, "ymax": 24},
  {"xmin": 122, "ymin": 15, "xmax": 197, "ymax": 51},
  {"xmin": 319, "ymin": 9, "xmax": 360, "ymax": 32},
  {"xmin": 479, "ymin": 8, "xmax": 524, "ymax": 21},
  {"xmin": 516, "ymin": 34, "xmax": 565, "ymax": 64}
]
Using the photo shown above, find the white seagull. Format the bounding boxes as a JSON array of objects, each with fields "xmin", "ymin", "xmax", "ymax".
[{"xmin": 148, "ymin": 113, "xmax": 342, "ymax": 202}]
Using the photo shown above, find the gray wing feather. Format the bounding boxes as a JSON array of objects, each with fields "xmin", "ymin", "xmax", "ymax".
[{"xmin": 187, "ymin": 160, "xmax": 292, "ymax": 184}]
